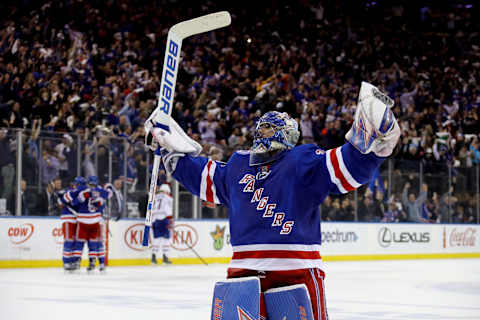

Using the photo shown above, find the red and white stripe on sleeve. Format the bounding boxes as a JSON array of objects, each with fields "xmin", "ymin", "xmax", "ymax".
[
  {"xmin": 63, "ymin": 191, "xmax": 73, "ymax": 204},
  {"xmin": 200, "ymin": 159, "xmax": 220, "ymax": 204},
  {"xmin": 326, "ymin": 147, "xmax": 361, "ymax": 194}
]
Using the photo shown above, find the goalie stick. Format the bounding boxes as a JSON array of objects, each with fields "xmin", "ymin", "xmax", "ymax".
[{"xmin": 142, "ymin": 12, "xmax": 231, "ymax": 247}]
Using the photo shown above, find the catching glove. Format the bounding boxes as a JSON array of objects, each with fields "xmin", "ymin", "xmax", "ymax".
[{"xmin": 345, "ymin": 81, "xmax": 401, "ymax": 157}]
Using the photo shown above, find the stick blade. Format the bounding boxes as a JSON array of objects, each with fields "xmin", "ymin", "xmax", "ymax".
[{"xmin": 171, "ymin": 11, "xmax": 231, "ymax": 39}]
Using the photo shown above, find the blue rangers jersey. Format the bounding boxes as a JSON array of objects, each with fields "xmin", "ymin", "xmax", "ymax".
[
  {"xmin": 172, "ymin": 142, "xmax": 384, "ymax": 271},
  {"xmin": 58, "ymin": 186, "xmax": 86, "ymax": 223},
  {"xmin": 76, "ymin": 186, "xmax": 112, "ymax": 224}
]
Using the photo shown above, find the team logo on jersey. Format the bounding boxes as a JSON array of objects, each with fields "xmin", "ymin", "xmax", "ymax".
[
  {"xmin": 237, "ymin": 306, "xmax": 255, "ymax": 320},
  {"xmin": 239, "ymin": 172, "xmax": 294, "ymax": 235},
  {"xmin": 211, "ymin": 225, "xmax": 226, "ymax": 251},
  {"xmin": 239, "ymin": 174, "xmax": 255, "ymax": 192},
  {"xmin": 256, "ymin": 165, "xmax": 271, "ymax": 180}
]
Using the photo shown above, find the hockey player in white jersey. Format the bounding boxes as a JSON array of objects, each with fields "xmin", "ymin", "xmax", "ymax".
[
  {"xmin": 148, "ymin": 81, "xmax": 400, "ymax": 320},
  {"xmin": 150, "ymin": 183, "xmax": 174, "ymax": 265}
]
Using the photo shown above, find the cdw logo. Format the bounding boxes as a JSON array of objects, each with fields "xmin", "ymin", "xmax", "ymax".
[
  {"xmin": 124, "ymin": 223, "xmax": 151, "ymax": 251},
  {"xmin": 52, "ymin": 227, "xmax": 64, "ymax": 245},
  {"xmin": 8, "ymin": 223, "xmax": 34, "ymax": 244}
]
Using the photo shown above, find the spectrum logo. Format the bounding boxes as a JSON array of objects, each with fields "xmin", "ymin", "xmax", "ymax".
[{"xmin": 321, "ymin": 230, "xmax": 358, "ymax": 243}]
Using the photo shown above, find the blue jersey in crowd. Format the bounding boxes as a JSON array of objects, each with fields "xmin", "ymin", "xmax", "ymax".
[{"xmin": 172, "ymin": 142, "xmax": 383, "ymax": 271}]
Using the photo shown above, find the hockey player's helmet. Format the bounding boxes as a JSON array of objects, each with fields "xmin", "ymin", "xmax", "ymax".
[
  {"xmin": 74, "ymin": 176, "xmax": 86, "ymax": 187},
  {"xmin": 250, "ymin": 111, "xmax": 299, "ymax": 165},
  {"xmin": 87, "ymin": 175, "xmax": 98, "ymax": 186},
  {"xmin": 159, "ymin": 184, "xmax": 171, "ymax": 194}
]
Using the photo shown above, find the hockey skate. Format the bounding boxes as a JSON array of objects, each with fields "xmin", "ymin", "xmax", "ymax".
[
  {"xmin": 151, "ymin": 253, "xmax": 158, "ymax": 265},
  {"xmin": 63, "ymin": 263, "xmax": 74, "ymax": 273},
  {"xmin": 86, "ymin": 258, "xmax": 96, "ymax": 273},
  {"xmin": 72, "ymin": 260, "xmax": 81, "ymax": 272},
  {"xmin": 162, "ymin": 254, "xmax": 172, "ymax": 265},
  {"xmin": 99, "ymin": 263, "xmax": 106, "ymax": 274}
]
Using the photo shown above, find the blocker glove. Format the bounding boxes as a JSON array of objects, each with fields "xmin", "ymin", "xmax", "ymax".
[
  {"xmin": 159, "ymin": 148, "xmax": 185, "ymax": 175},
  {"xmin": 144, "ymin": 116, "xmax": 202, "ymax": 156}
]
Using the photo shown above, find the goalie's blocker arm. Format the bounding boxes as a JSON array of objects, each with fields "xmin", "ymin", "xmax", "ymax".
[{"xmin": 145, "ymin": 117, "xmax": 202, "ymax": 156}]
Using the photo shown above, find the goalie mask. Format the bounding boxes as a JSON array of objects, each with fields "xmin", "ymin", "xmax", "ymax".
[{"xmin": 250, "ymin": 111, "xmax": 299, "ymax": 166}]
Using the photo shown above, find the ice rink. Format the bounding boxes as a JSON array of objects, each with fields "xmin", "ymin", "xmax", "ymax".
[{"xmin": 1, "ymin": 258, "xmax": 479, "ymax": 320}]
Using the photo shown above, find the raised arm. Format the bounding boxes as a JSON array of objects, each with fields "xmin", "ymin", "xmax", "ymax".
[
  {"xmin": 325, "ymin": 143, "xmax": 385, "ymax": 195},
  {"xmin": 402, "ymin": 183, "xmax": 410, "ymax": 207},
  {"xmin": 170, "ymin": 154, "xmax": 230, "ymax": 206},
  {"xmin": 297, "ymin": 82, "xmax": 400, "ymax": 204},
  {"xmin": 416, "ymin": 183, "xmax": 428, "ymax": 205}
]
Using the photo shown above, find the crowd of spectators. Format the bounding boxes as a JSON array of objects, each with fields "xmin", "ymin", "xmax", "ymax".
[{"xmin": 0, "ymin": 0, "xmax": 478, "ymax": 222}]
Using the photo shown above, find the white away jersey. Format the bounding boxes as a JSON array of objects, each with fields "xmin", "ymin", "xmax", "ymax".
[{"xmin": 152, "ymin": 192, "xmax": 173, "ymax": 221}]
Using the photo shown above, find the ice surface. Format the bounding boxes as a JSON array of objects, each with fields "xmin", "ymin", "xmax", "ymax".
[{"xmin": 1, "ymin": 259, "xmax": 479, "ymax": 320}]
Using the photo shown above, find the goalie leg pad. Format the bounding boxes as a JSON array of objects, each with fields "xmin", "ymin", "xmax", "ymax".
[
  {"xmin": 211, "ymin": 276, "xmax": 260, "ymax": 320},
  {"xmin": 264, "ymin": 284, "xmax": 314, "ymax": 320}
]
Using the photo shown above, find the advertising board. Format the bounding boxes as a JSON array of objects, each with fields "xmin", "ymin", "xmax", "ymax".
[{"xmin": 1, "ymin": 218, "xmax": 479, "ymax": 268}]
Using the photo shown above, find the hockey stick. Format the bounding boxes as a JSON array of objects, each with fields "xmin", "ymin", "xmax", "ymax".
[
  {"xmin": 142, "ymin": 11, "xmax": 231, "ymax": 247},
  {"xmin": 186, "ymin": 241, "xmax": 209, "ymax": 266}
]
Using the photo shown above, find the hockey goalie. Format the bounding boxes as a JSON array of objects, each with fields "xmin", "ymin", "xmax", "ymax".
[{"xmin": 148, "ymin": 81, "xmax": 400, "ymax": 320}]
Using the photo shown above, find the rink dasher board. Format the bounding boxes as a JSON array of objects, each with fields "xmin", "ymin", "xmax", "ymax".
[{"xmin": 0, "ymin": 217, "xmax": 479, "ymax": 268}]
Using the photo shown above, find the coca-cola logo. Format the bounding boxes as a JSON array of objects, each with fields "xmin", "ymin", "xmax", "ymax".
[
  {"xmin": 8, "ymin": 223, "xmax": 34, "ymax": 245},
  {"xmin": 445, "ymin": 227, "xmax": 476, "ymax": 248},
  {"xmin": 52, "ymin": 227, "xmax": 64, "ymax": 245},
  {"xmin": 171, "ymin": 224, "xmax": 198, "ymax": 251},
  {"xmin": 124, "ymin": 223, "xmax": 151, "ymax": 251}
]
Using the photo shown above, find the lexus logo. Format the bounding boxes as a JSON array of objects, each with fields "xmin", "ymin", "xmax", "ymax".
[
  {"xmin": 378, "ymin": 227, "xmax": 430, "ymax": 248},
  {"xmin": 378, "ymin": 227, "xmax": 392, "ymax": 248}
]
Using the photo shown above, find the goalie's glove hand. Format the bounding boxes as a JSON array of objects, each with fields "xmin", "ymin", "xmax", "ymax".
[
  {"xmin": 160, "ymin": 148, "xmax": 185, "ymax": 175},
  {"xmin": 167, "ymin": 215, "xmax": 174, "ymax": 229},
  {"xmin": 346, "ymin": 81, "xmax": 401, "ymax": 157}
]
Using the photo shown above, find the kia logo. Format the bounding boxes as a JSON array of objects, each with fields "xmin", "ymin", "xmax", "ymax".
[
  {"xmin": 124, "ymin": 223, "xmax": 151, "ymax": 251},
  {"xmin": 171, "ymin": 224, "xmax": 198, "ymax": 251},
  {"xmin": 8, "ymin": 223, "xmax": 34, "ymax": 245}
]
